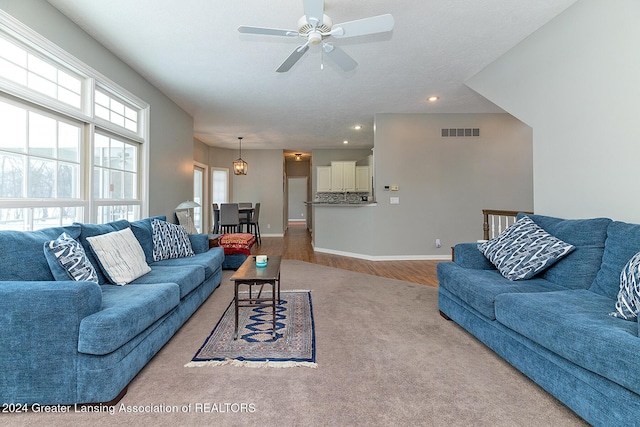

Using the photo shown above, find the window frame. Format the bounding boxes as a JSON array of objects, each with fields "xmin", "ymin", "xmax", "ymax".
[{"xmin": 0, "ymin": 10, "xmax": 150, "ymax": 229}]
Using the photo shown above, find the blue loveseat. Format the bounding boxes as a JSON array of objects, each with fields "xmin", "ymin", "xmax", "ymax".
[
  {"xmin": 438, "ymin": 213, "xmax": 640, "ymax": 426},
  {"xmin": 0, "ymin": 216, "xmax": 224, "ymax": 405}
]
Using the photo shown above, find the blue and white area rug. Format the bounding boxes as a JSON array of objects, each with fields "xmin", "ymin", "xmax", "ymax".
[{"xmin": 185, "ymin": 291, "xmax": 317, "ymax": 368}]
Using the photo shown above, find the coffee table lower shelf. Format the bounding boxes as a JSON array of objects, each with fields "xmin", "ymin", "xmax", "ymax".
[{"xmin": 229, "ymin": 255, "xmax": 282, "ymax": 340}]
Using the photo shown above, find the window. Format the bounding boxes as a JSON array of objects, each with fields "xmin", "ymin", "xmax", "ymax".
[
  {"xmin": 0, "ymin": 12, "xmax": 148, "ymax": 231},
  {"xmin": 211, "ymin": 168, "xmax": 229, "ymax": 206},
  {"xmin": 193, "ymin": 166, "xmax": 204, "ymax": 233},
  {"xmin": 0, "ymin": 34, "xmax": 83, "ymax": 109},
  {"xmin": 95, "ymin": 88, "xmax": 139, "ymax": 133}
]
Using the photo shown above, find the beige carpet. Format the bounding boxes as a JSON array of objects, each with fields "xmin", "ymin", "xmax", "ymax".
[{"xmin": 7, "ymin": 260, "xmax": 587, "ymax": 426}]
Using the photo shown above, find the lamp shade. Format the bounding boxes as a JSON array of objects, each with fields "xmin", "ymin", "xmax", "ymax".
[{"xmin": 176, "ymin": 200, "xmax": 201, "ymax": 210}]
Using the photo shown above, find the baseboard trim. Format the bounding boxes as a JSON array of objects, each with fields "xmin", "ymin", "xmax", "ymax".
[
  {"xmin": 260, "ymin": 233, "xmax": 285, "ymax": 238},
  {"xmin": 313, "ymin": 247, "xmax": 452, "ymax": 261}
]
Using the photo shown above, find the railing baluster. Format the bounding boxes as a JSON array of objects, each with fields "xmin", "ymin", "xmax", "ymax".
[{"xmin": 482, "ymin": 209, "xmax": 533, "ymax": 240}]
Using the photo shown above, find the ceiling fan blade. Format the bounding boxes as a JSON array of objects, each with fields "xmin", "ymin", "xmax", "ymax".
[
  {"xmin": 238, "ymin": 26, "xmax": 298, "ymax": 37},
  {"xmin": 323, "ymin": 44, "xmax": 357, "ymax": 72},
  {"xmin": 303, "ymin": 0, "xmax": 325, "ymax": 28},
  {"xmin": 276, "ymin": 45, "xmax": 310, "ymax": 73},
  {"xmin": 331, "ymin": 14, "xmax": 394, "ymax": 38}
]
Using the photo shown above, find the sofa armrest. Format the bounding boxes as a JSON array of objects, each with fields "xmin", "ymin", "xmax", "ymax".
[
  {"xmin": 453, "ymin": 243, "xmax": 496, "ymax": 270},
  {"xmin": 188, "ymin": 233, "xmax": 210, "ymax": 254},
  {"xmin": 0, "ymin": 280, "xmax": 102, "ymax": 404}
]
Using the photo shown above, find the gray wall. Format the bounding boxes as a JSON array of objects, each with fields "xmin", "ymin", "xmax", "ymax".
[
  {"xmin": 313, "ymin": 113, "xmax": 533, "ymax": 259},
  {"xmin": 373, "ymin": 113, "xmax": 533, "ymax": 255},
  {"xmin": 467, "ymin": 0, "xmax": 640, "ymax": 222},
  {"xmin": 0, "ymin": 0, "xmax": 195, "ymax": 222},
  {"xmin": 208, "ymin": 147, "xmax": 285, "ymax": 236}
]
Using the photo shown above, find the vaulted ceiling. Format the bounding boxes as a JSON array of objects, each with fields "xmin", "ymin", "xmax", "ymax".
[{"xmin": 47, "ymin": 0, "xmax": 578, "ymax": 153}]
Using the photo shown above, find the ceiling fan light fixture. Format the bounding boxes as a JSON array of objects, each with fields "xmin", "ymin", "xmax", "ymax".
[
  {"xmin": 233, "ymin": 137, "xmax": 248, "ymax": 175},
  {"xmin": 309, "ymin": 32, "xmax": 322, "ymax": 45}
]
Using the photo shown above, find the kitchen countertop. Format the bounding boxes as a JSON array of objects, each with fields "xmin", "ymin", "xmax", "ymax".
[{"xmin": 305, "ymin": 201, "xmax": 377, "ymax": 207}]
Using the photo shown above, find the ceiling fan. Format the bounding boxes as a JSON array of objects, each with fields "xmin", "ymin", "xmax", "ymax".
[{"xmin": 238, "ymin": 0, "xmax": 394, "ymax": 73}]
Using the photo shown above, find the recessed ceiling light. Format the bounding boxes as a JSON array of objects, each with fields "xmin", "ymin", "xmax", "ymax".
[
  {"xmin": 428, "ymin": 96, "xmax": 439, "ymax": 102},
  {"xmin": 343, "ymin": 140, "xmax": 349, "ymax": 144},
  {"xmin": 353, "ymin": 125, "xmax": 362, "ymax": 130}
]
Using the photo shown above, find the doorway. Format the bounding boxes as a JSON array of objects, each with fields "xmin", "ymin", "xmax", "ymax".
[{"xmin": 287, "ymin": 177, "xmax": 308, "ymax": 224}]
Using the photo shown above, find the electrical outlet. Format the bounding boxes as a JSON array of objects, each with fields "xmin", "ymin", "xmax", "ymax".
[
  {"xmin": 435, "ymin": 239, "xmax": 442, "ymax": 248},
  {"xmin": 267, "ymin": 224, "xmax": 271, "ymax": 229}
]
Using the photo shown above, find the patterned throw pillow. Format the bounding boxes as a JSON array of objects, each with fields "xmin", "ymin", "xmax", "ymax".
[
  {"xmin": 151, "ymin": 219, "xmax": 195, "ymax": 261},
  {"xmin": 87, "ymin": 228, "xmax": 151, "ymax": 285},
  {"xmin": 44, "ymin": 232, "xmax": 99, "ymax": 283},
  {"xmin": 477, "ymin": 215, "xmax": 575, "ymax": 281},
  {"xmin": 609, "ymin": 252, "xmax": 640, "ymax": 321}
]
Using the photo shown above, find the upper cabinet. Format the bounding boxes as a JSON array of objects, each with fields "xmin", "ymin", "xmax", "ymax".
[
  {"xmin": 317, "ymin": 166, "xmax": 332, "ymax": 192},
  {"xmin": 355, "ymin": 165, "xmax": 371, "ymax": 192},
  {"xmin": 330, "ymin": 161, "xmax": 356, "ymax": 192}
]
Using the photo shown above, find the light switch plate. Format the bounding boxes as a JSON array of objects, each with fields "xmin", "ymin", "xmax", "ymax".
[{"xmin": 390, "ymin": 197, "xmax": 400, "ymax": 204}]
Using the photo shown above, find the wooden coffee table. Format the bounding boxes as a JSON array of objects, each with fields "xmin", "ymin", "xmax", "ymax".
[{"xmin": 229, "ymin": 255, "xmax": 281, "ymax": 340}]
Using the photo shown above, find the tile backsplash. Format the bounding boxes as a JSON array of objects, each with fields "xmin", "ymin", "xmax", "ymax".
[{"xmin": 315, "ymin": 192, "xmax": 370, "ymax": 203}]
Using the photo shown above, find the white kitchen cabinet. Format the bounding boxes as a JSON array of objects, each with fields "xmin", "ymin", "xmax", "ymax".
[
  {"xmin": 355, "ymin": 165, "xmax": 371, "ymax": 192},
  {"xmin": 330, "ymin": 161, "xmax": 356, "ymax": 192},
  {"xmin": 317, "ymin": 166, "xmax": 332, "ymax": 192}
]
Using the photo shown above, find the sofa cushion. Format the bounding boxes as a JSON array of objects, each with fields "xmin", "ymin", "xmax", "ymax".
[
  {"xmin": 591, "ymin": 221, "xmax": 640, "ymax": 299},
  {"xmin": 521, "ymin": 214, "xmax": 611, "ymax": 289},
  {"xmin": 478, "ymin": 215, "xmax": 574, "ymax": 280},
  {"xmin": 43, "ymin": 232, "xmax": 98, "ymax": 283},
  {"xmin": 151, "ymin": 247, "xmax": 224, "ymax": 280},
  {"xmin": 87, "ymin": 228, "xmax": 151, "ymax": 286},
  {"xmin": 130, "ymin": 264, "xmax": 205, "ymax": 299},
  {"xmin": 75, "ymin": 220, "xmax": 130, "ymax": 284},
  {"xmin": 436, "ymin": 262, "xmax": 568, "ymax": 320},
  {"xmin": 0, "ymin": 225, "xmax": 81, "ymax": 281},
  {"xmin": 151, "ymin": 219, "xmax": 194, "ymax": 261},
  {"xmin": 78, "ymin": 282, "xmax": 180, "ymax": 355},
  {"xmin": 130, "ymin": 215, "xmax": 166, "ymax": 264},
  {"xmin": 610, "ymin": 251, "xmax": 640, "ymax": 321},
  {"xmin": 495, "ymin": 289, "xmax": 640, "ymax": 396}
]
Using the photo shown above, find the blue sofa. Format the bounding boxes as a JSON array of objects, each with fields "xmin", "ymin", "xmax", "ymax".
[
  {"xmin": 0, "ymin": 216, "xmax": 224, "ymax": 405},
  {"xmin": 438, "ymin": 213, "xmax": 640, "ymax": 427}
]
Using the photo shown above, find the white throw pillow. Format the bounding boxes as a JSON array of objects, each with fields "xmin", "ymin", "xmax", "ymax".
[
  {"xmin": 176, "ymin": 210, "xmax": 198, "ymax": 234},
  {"xmin": 87, "ymin": 227, "xmax": 151, "ymax": 285}
]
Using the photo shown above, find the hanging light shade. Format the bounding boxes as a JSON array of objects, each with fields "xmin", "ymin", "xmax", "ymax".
[{"xmin": 233, "ymin": 137, "xmax": 248, "ymax": 175}]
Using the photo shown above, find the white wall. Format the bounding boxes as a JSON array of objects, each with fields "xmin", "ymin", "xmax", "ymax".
[
  {"xmin": 0, "ymin": 0, "xmax": 195, "ymax": 221},
  {"xmin": 467, "ymin": 0, "xmax": 640, "ymax": 222}
]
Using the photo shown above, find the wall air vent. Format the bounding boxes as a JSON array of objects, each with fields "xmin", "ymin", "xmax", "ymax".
[{"xmin": 441, "ymin": 128, "xmax": 480, "ymax": 137}]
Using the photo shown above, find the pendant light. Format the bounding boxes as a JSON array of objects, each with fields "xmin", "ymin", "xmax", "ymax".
[{"xmin": 233, "ymin": 137, "xmax": 248, "ymax": 175}]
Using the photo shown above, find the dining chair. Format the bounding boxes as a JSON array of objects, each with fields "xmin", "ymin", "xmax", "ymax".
[
  {"xmin": 238, "ymin": 202, "xmax": 252, "ymax": 233},
  {"xmin": 248, "ymin": 202, "xmax": 261, "ymax": 245},
  {"xmin": 219, "ymin": 203, "xmax": 240, "ymax": 233},
  {"xmin": 211, "ymin": 203, "xmax": 219, "ymax": 234}
]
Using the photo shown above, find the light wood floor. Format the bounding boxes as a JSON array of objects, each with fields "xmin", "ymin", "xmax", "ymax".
[{"xmin": 254, "ymin": 223, "xmax": 442, "ymax": 287}]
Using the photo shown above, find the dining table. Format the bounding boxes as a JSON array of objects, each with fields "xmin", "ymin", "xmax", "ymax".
[{"xmin": 213, "ymin": 204, "xmax": 254, "ymax": 234}]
